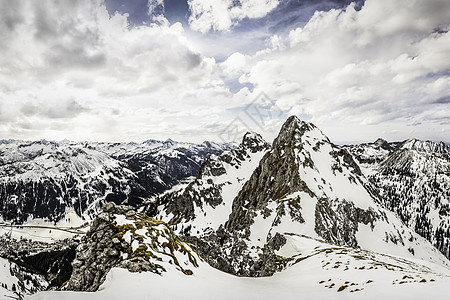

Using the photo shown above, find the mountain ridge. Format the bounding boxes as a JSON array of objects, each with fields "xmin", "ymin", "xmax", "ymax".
[{"xmin": 0, "ymin": 138, "xmax": 235, "ymax": 224}]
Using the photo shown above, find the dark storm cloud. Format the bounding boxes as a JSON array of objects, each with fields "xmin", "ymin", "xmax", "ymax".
[
  {"xmin": 0, "ymin": 0, "xmax": 448, "ymax": 144},
  {"xmin": 0, "ymin": 0, "xmax": 26, "ymax": 53},
  {"xmin": 46, "ymin": 100, "xmax": 91, "ymax": 119},
  {"xmin": 33, "ymin": 3, "xmax": 59, "ymax": 40},
  {"xmin": 20, "ymin": 100, "xmax": 90, "ymax": 119},
  {"xmin": 31, "ymin": 1, "xmax": 84, "ymax": 41},
  {"xmin": 46, "ymin": 45, "xmax": 106, "ymax": 69},
  {"xmin": 185, "ymin": 52, "xmax": 202, "ymax": 69},
  {"xmin": 0, "ymin": 1, "xmax": 24, "ymax": 31},
  {"xmin": 434, "ymin": 95, "xmax": 450, "ymax": 104},
  {"xmin": 20, "ymin": 103, "xmax": 39, "ymax": 116}
]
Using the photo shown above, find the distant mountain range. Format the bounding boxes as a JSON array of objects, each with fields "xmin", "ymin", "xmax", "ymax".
[
  {"xmin": 345, "ymin": 137, "xmax": 450, "ymax": 260},
  {"xmin": 0, "ymin": 138, "xmax": 235, "ymax": 224}
]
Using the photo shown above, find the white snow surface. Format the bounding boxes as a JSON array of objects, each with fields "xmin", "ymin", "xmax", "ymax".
[
  {"xmin": 0, "ymin": 141, "xmax": 127, "ymax": 182},
  {"xmin": 1, "ymin": 257, "xmax": 48, "ymax": 298},
  {"xmin": 0, "ymin": 210, "xmax": 87, "ymax": 242},
  {"xmin": 0, "ymin": 258, "xmax": 22, "ymax": 299},
  {"xmin": 29, "ymin": 235, "xmax": 450, "ymax": 300}
]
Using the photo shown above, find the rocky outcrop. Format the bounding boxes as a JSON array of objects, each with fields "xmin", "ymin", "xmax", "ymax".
[
  {"xmin": 183, "ymin": 228, "xmax": 287, "ymax": 277},
  {"xmin": 226, "ymin": 117, "xmax": 317, "ymax": 233},
  {"xmin": 315, "ymin": 197, "xmax": 379, "ymax": 247},
  {"xmin": 65, "ymin": 202, "xmax": 202, "ymax": 292},
  {"xmin": 196, "ymin": 132, "xmax": 270, "ymax": 178}
]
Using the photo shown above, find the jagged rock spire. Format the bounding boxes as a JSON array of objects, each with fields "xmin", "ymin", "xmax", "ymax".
[
  {"xmin": 374, "ymin": 138, "xmax": 393, "ymax": 150},
  {"xmin": 272, "ymin": 115, "xmax": 326, "ymax": 148},
  {"xmin": 241, "ymin": 132, "xmax": 270, "ymax": 153}
]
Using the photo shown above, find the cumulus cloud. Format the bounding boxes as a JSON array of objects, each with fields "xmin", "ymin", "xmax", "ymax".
[
  {"xmin": 229, "ymin": 0, "xmax": 450, "ymax": 142},
  {"xmin": 0, "ymin": 0, "xmax": 244, "ymax": 142},
  {"xmin": 148, "ymin": 0, "xmax": 165, "ymax": 15},
  {"xmin": 148, "ymin": 0, "xmax": 168, "ymax": 24},
  {"xmin": 188, "ymin": 0, "xmax": 279, "ymax": 33}
]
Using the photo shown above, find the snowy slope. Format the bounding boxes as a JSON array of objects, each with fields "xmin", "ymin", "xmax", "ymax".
[
  {"xmin": 342, "ymin": 138, "xmax": 397, "ymax": 176},
  {"xmin": 136, "ymin": 117, "xmax": 450, "ymax": 279},
  {"xmin": 91, "ymin": 138, "xmax": 235, "ymax": 196},
  {"xmin": 28, "ymin": 233, "xmax": 450, "ymax": 300},
  {"xmin": 0, "ymin": 257, "xmax": 48, "ymax": 299},
  {"xmin": 346, "ymin": 138, "xmax": 450, "ymax": 260},
  {"xmin": 4, "ymin": 117, "xmax": 450, "ymax": 299}
]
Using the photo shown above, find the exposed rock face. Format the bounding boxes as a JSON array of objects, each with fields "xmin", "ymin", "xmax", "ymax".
[
  {"xmin": 183, "ymin": 228, "xmax": 287, "ymax": 277},
  {"xmin": 314, "ymin": 197, "xmax": 380, "ymax": 247},
  {"xmin": 65, "ymin": 206, "xmax": 126, "ymax": 292},
  {"xmin": 225, "ymin": 116, "xmax": 378, "ymax": 249},
  {"xmin": 374, "ymin": 138, "xmax": 394, "ymax": 150},
  {"xmin": 65, "ymin": 202, "xmax": 202, "ymax": 292},
  {"xmin": 141, "ymin": 132, "xmax": 275, "ymax": 276},
  {"xmin": 197, "ymin": 132, "xmax": 270, "ymax": 178}
]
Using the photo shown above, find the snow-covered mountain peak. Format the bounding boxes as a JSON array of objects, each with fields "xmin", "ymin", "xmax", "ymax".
[
  {"xmin": 163, "ymin": 138, "xmax": 176, "ymax": 146},
  {"xmin": 400, "ymin": 138, "xmax": 450, "ymax": 154},
  {"xmin": 272, "ymin": 115, "xmax": 330, "ymax": 149},
  {"xmin": 346, "ymin": 136, "xmax": 450, "ymax": 263},
  {"xmin": 2, "ymin": 116, "xmax": 450, "ymax": 299},
  {"xmin": 144, "ymin": 130, "xmax": 270, "ymax": 240},
  {"xmin": 374, "ymin": 137, "xmax": 387, "ymax": 145},
  {"xmin": 142, "ymin": 139, "xmax": 163, "ymax": 147},
  {"xmin": 210, "ymin": 117, "xmax": 450, "ymax": 274}
]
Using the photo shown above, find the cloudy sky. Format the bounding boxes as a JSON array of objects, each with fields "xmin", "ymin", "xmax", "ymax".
[{"xmin": 0, "ymin": 0, "xmax": 449, "ymax": 144}]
